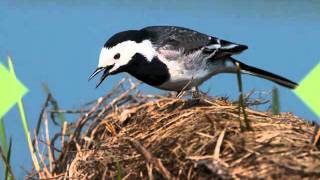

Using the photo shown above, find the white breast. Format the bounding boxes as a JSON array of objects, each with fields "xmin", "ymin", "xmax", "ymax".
[{"xmin": 155, "ymin": 51, "xmax": 213, "ymax": 91}]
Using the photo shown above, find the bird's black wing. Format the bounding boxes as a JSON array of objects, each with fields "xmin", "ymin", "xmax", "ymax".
[{"xmin": 141, "ymin": 26, "xmax": 248, "ymax": 58}]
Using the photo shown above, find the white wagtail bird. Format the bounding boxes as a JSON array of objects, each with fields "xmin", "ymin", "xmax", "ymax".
[{"xmin": 89, "ymin": 26, "xmax": 298, "ymax": 94}]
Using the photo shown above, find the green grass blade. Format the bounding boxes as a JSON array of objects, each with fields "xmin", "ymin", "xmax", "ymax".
[
  {"xmin": 7, "ymin": 57, "xmax": 29, "ymax": 140},
  {"xmin": 0, "ymin": 118, "xmax": 11, "ymax": 179},
  {"xmin": 42, "ymin": 83, "xmax": 66, "ymax": 124},
  {"xmin": 235, "ymin": 62, "xmax": 252, "ymax": 131},
  {"xmin": 4, "ymin": 137, "xmax": 12, "ymax": 180},
  {"xmin": 7, "ymin": 56, "xmax": 40, "ymax": 171},
  {"xmin": 272, "ymin": 87, "xmax": 280, "ymax": 115},
  {"xmin": 116, "ymin": 160, "xmax": 122, "ymax": 180},
  {"xmin": 0, "ymin": 118, "xmax": 8, "ymax": 153},
  {"xmin": 0, "ymin": 141, "xmax": 14, "ymax": 180}
]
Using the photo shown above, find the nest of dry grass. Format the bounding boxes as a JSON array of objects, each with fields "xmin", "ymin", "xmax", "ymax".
[{"xmin": 28, "ymin": 78, "xmax": 320, "ymax": 179}]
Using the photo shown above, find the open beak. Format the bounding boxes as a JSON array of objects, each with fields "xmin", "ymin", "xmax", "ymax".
[
  {"xmin": 88, "ymin": 67, "xmax": 104, "ymax": 81},
  {"xmin": 88, "ymin": 65, "xmax": 114, "ymax": 88}
]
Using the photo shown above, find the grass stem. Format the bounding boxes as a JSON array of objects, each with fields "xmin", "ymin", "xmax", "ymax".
[
  {"xmin": 0, "ymin": 118, "xmax": 8, "ymax": 153},
  {"xmin": 235, "ymin": 62, "xmax": 252, "ymax": 131},
  {"xmin": 0, "ymin": 144, "xmax": 14, "ymax": 180},
  {"xmin": 7, "ymin": 57, "xmax": 40, "ymax": 172},
  {"xmin": 4, "ymin": 138, "xmax": 12, "ymax": 180},
  {"xmin": 272, "ymin": 87, "xmax": 280, "ymax": 115}
]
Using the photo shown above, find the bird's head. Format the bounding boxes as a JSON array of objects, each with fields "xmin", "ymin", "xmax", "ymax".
[{"xmin": 89, "ymin": 30, "xmax": 156, "ymax": 87}]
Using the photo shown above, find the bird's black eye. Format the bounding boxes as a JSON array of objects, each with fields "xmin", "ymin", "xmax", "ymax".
[{"xmin": 114, "ymin": 53, "xmax": 120, "ymax": 60}]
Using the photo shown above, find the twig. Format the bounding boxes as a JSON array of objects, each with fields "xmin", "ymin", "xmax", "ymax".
[
  {"xmin": 61, "ymin": 121, "xmax": 67, "ymax": 149},
  {"xmin": 44, "ymin": 113, "xmax": 55, "ymax": 172},
  {"xmin": 177, "ymin": 79, "xmax": 193, "ymax": 98},
  {"xmin": 147, "ymin": 163, "xmax": 154, "ymax": 180},
  {"xmin": 39, "ymin": 138, "xmax": 62, "ymax": 153},
  {"xmin": 193, "ymin": 159, "xmax": 231, "ymax": 179},
  {"xmin": 98, "ymin": 81, "xmax": 141, "ymax": 118},
  {"xmin": 187, "ymin": 166, "xmax": 193, "ymax": 180},
  {"xmin": 42, "ymin": 83, "xmax": 66, "ymax": 125},
  {"xmin": 33, "ymin": 94, "xmax": 51, "ymax": 147},
  {"xmin": 47, "ymin": 109, "xmax": 89, "ymax": 114},
  {"xmin": 213, "ymin": 128, "xmax": 226, "ymax": 159},
  {"xmin": 85, "ymin": 81, "xmax": 141, "ymax": 136},
  {"xmin": 270, "ymin": 159, "xmax": 320, "ymax": 175},
  {"xmin": 55, "ymin": 78, "xmax": 137, "ymax": 172},
  {"xmin": 124, "ymin": 137, "xmax": 173, "ymax": 179},
  {"xmin": 34, "ymin": 133, "xmax": 52, "ymax": 179},
  {"xmin": 72, "ymin": 78, "xmax": 133, "ymax": 140}
]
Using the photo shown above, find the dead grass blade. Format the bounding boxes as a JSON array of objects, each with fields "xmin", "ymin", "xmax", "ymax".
[
  {"xmin": 213, "ymin": 127, "xmax": 227, "ymax": 159},
  {"xmin": 124, "ymin": 137, "xmax": 173, "ymax": 180}
]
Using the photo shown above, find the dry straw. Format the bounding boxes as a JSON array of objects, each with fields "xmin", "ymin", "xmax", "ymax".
[{"xmin": 28, "ymin": 78, "xmax": 320, "ymax": 179}]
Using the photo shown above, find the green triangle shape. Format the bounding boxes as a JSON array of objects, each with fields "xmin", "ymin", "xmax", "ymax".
[
  {"xmin": 294, "ymin": 62, "xmax": 320, "ymax": 118},
  {"xmin": 0, "ymin": 63, "xmax": 28, "ymax": 119}
]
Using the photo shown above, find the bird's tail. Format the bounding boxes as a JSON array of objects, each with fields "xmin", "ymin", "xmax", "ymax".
[{"xmin": 230, "ymin": 58, "xmax": 298, "ymax": 89}]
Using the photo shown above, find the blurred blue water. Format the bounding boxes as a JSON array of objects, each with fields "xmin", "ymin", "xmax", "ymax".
[{"xmin": 0, "ymin": 0, "xmax": 319, "ymax": 177}]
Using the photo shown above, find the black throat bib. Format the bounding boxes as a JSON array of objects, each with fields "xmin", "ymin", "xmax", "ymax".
[{"xmin": 123, "ymin": 53, "xmax": 170, "ymax": 86}]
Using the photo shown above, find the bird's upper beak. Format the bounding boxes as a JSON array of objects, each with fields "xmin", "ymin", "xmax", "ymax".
[{"xmin": 88, "ymin": 65, "xmax": 114, "ymax": 88}]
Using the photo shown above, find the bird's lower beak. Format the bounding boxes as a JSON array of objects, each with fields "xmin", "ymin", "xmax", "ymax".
[
  {"xmin": 88, "ymin": 65, "xmax": 114, "ymax": 88},
  {"xmin": 88, "ymin": 67, "xmax": 104, "ymax": 81}
]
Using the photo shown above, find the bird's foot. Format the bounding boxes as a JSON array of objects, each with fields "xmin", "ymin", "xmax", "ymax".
[
  {"xmin": 191, "ymin": 87, "xmax": 206, "ymax": 99},
  {"xmin": 192, "ymin": 91, "xmax": 201, "ymax": 99}
]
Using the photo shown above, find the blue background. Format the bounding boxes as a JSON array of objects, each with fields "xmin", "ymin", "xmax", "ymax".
[{"xmin": 0, "ymin": 0, "xmax": 319, "ymax": 177}]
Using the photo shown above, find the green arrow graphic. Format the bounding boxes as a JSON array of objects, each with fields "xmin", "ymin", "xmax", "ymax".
[
  {"xmin": 294, "ymin": 62, "xmax": 320, "ymax": 118},
  {"xmin": 0, "ymin": 61, "xmax": 28, "ymax": 119}
]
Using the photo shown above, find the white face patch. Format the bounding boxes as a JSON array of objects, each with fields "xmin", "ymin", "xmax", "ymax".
[{"xmin": 98, "ymin": 39, "xmax": 156, "ymax": 73}]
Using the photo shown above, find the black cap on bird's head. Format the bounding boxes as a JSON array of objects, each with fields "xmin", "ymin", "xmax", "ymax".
[{"xmin": 89, "ymin": 29, "xmax": 155, "ymax": 88}]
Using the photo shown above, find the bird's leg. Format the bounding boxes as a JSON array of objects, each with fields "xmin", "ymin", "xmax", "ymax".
[
  {"xmin": 176, "ymin": 91, "xmax": 181, "ymax": 98},
  {"xmin": 176, "ymin": 90, "xmax": 185, "ymax": 98},
  {"xmin": 191, "ymin": 86, "xmax": 200, "ymax": 99}
]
